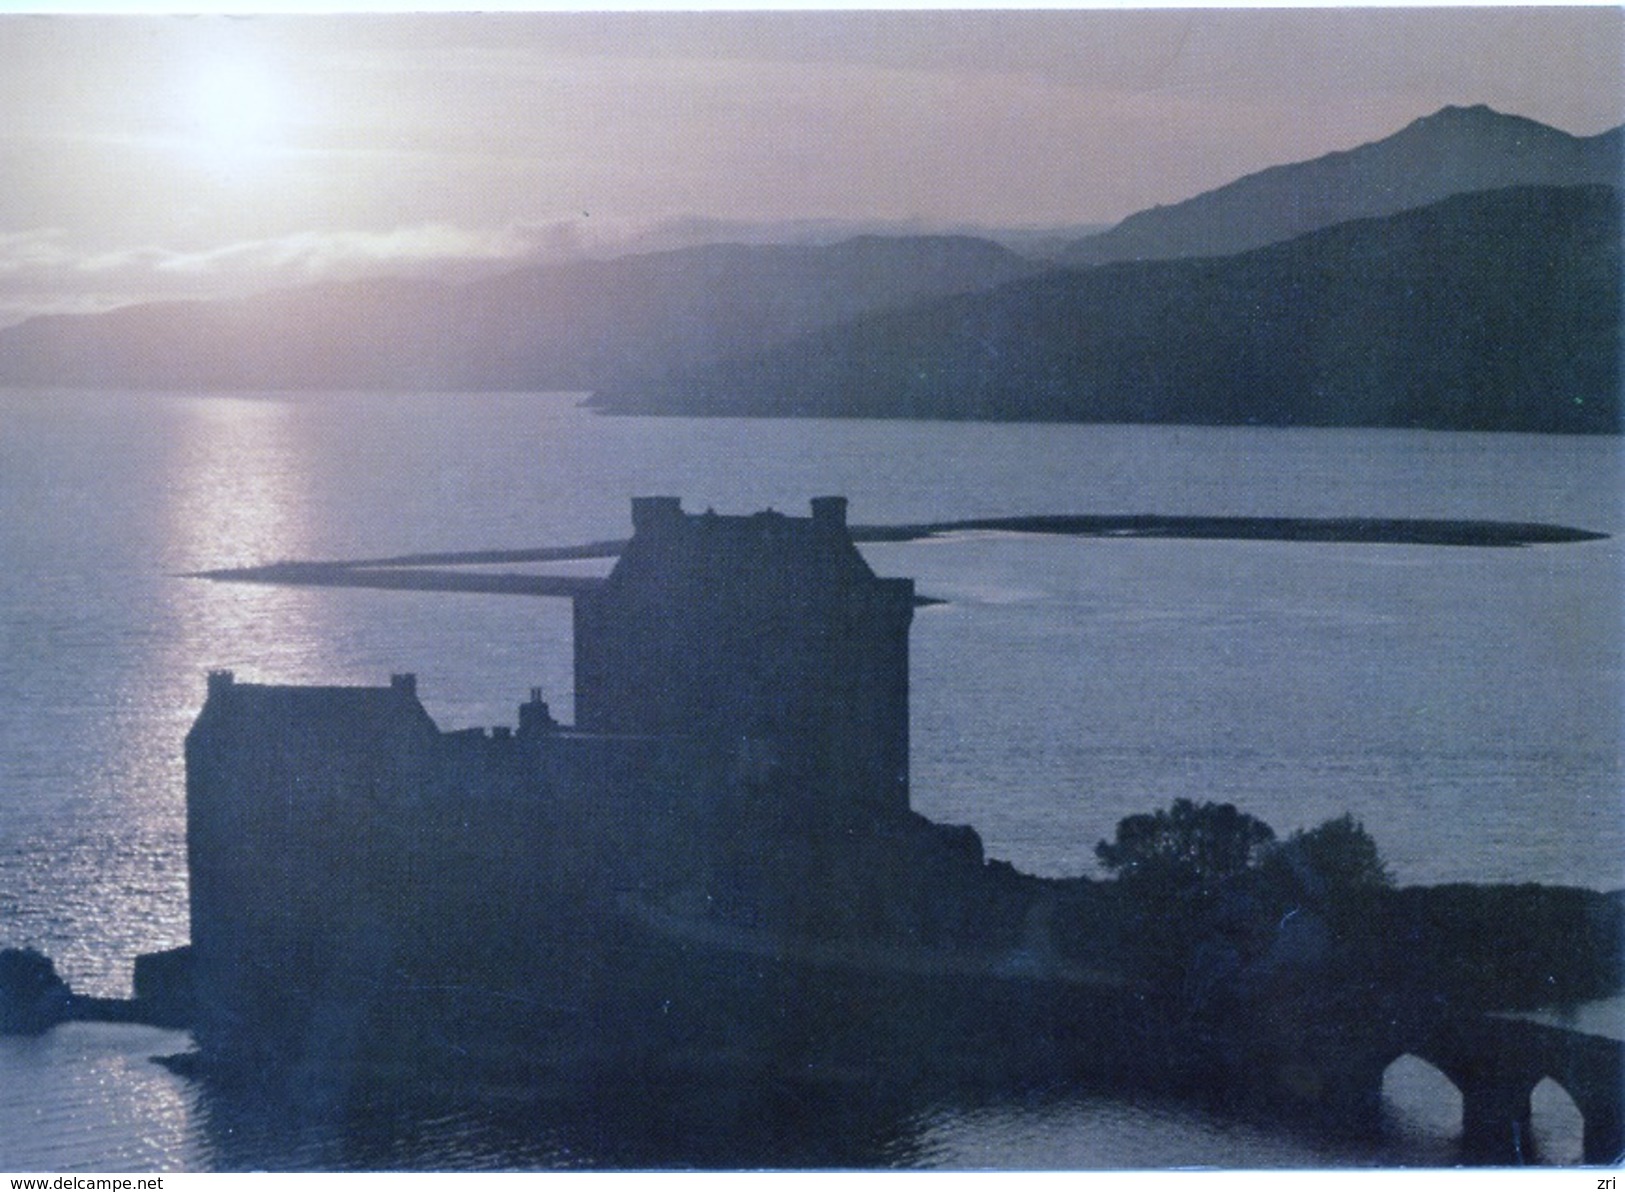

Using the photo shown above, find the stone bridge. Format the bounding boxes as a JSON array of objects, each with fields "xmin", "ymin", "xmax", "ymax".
[{"xmin": 1304, "ymin": 1006, "xmax": 1623, "ymax": 1164}]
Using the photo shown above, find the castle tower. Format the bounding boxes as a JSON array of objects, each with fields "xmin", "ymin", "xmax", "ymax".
[
  {"xmin": 573, "ymin": 497, "xmax": 914, "ymax": 820},
  {"xmin": 184, "ymin": 671, "xmax": 441, "ymax": 1059}
]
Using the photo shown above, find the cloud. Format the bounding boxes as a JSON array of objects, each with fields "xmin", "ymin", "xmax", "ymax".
[
  {"xmin": 150, "ymin": 224, "xmax": 548, "ymax": 279},
  {"xmin": 0, "ymin": 222, "xmax": 599, "ymax": 325},
  {"xmin": 0, "ymin": 229, "xmax": 80, "ymax": 276}
]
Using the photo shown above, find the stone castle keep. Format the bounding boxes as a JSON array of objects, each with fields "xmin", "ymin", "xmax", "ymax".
[
  {"xmin": 574, "ymin": 495, "xmax": 914, "ymax": 819},
  {"xmin": 184, "ymin": 497, "xmax": 998, "ymax": 1068}
]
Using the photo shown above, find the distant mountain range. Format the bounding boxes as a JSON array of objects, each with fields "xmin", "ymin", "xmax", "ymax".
[
  {"xmin": 593, "ymin": 185, "xmax": 1619, "ymax": 435},
  {"xmin": 0, "ymin": 236, "xmax": 1036, "ymax": 392},
  {"xmin": 1060, "ymin": 104, "xmax": 1622, "ymax": 267},
  {"xmin": 561, "ymin": 216, "xmax": 1114, "ymax": 261},
  {"xmin": 1, "ymin": 105, "xmax": 1618, "ymax": 433}
]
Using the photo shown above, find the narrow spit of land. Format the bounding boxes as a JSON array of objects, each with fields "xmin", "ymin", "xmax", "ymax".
[
  {"xmin": 857, "ymin": 514, "xmax": 1609, "ymax": 547},
  {"xmin": 186, "ymin": 513, "xmax": 1609, "ymax": 601}
]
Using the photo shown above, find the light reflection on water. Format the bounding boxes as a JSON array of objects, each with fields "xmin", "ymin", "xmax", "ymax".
[
  {"xmin": 0, "ymin": 1025, "xmax": 195, "ymax": 1171},
  {"xmin": 163, "ymin": 395, "xmax": 314, "ymax": 573}
]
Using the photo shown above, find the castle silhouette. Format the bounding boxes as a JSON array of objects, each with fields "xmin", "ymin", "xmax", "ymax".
[
  {"xmin": 184, "ymin": 497, "xmax": 1042, "ymax": 1074},
  {"xmin": 108, "ymin": 497, "xmax": 1625, "ymax": 1159}
]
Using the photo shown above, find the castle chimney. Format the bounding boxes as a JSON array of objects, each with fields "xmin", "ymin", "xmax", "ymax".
[
  {"xmin": 391, "ymin": 673, "xmax": 417, "ymax": 698},
  {"xmin": 631, "ymin": 496, "xmax": 683, "ymax": 534},
  {"xmin": 206, "ymin": 670, "xmax": 235, "ymax": 697},
  {"xmin": 810, "ymin": 496, "xmax": 848, "ymax": 529}
]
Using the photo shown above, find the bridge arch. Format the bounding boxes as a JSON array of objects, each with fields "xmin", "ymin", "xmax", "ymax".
[
  {"xmin": 1528, "ymin": 1077, "xmax": 1585, "ymax": 1164},
  {"xmin": 1380, "ymin": 1053, "xmax": 1463, "ymax": 1145}
]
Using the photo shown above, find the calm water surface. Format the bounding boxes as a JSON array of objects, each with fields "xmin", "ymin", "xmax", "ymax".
[{"xmin": 0, "ymin": 389, "xmax": 1618, "ymax": 1169}]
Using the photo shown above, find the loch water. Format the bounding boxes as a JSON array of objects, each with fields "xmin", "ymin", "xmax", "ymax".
[{"xmin": 0, "ymin": 388, "xmax": 1619, "ymax": 1170}]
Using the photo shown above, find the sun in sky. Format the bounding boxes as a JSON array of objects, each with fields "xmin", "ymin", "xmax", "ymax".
[{"xmin": 186, "ymin": 57, "xmax": 287, "ymax": 171}]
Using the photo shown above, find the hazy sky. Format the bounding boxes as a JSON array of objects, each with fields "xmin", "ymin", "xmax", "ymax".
[{"xmin": 0, "ymin": 9, "xmax": 1620, "ymax": 322}]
